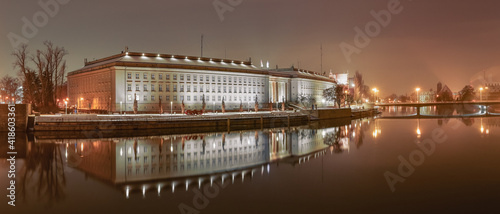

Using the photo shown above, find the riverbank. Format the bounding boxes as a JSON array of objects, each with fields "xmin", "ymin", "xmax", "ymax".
[{"xmin": 29, "ymin": 108, "xmax": 379, "ymax": 132}]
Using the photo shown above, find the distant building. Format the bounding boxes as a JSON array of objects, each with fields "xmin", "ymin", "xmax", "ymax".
[
  {"xmin": 67, "ymin": 51, "xmax": 335, "ymax": 112},
  {"xmin": 483, "ymin": 83, "xmax": 500, "ymax": 100}
]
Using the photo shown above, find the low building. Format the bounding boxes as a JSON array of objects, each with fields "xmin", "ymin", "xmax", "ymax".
[{"xmin": 67, "ymin": 51, "xmax": 336, "ymax": 112}]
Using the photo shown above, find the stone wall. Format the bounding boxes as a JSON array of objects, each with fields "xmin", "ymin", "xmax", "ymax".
[{"xmin": 0, "ymin": 104, "xmax": 31, "ymax": 131}]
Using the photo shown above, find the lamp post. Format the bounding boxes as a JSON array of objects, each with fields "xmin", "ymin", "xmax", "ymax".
[
  {"xmin": 64, "ymin": 101, "xmax": 68, "ymax": 114},
  {"xmin": 416, "ymin": 88, "xmax": 420, "ymax": 103},
  {"xmin": 213, "ymin": 101, "xmax": 215, "ymax": 113},
  {"xmin": 372, "ymin": 88, "xmax": 378, "ymax": 103},
  {"xmin": 170, "ymin": 101, "xmax": 173, "ymax": 114},
  {"xmin": 480, "ymin": 87, "xmax": 483, "ymax": 101},
  {"xmin": 120, "ymin": 101, "xmax": 123, "ymax": 114}
]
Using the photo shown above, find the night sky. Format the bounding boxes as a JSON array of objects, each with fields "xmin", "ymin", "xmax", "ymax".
[{"xmin": 2, "ymin": 0, "xmax": 500, "ymax": 96}]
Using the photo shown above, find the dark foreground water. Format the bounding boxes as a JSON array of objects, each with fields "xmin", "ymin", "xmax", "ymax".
[{"xmin": 2, "ymin": 116, "xmax": 500, "ymax": 214}]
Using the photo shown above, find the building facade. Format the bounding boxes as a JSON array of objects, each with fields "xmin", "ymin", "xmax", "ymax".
[{"xmin": 67, "ymin": 51, "xmax": 336, "ymax": 112}]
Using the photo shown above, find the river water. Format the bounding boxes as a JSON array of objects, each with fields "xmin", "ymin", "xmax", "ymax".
[{"xmin": 2, "ymin": 112, "xmax": 500, "ymax": 214}]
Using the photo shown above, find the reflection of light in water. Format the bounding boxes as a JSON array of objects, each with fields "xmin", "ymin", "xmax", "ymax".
[
  {"xmin": 232, "ymin": 173, "xmax": 235, "ymax": 184},
  {"xmin": 170, "ymin": 144, "xmax": 173, "ymax": 152},
  {"xmin": 481, "ymin": 126, "xmax": 484, "ymax": 133},
  {"xmin": 267, "ymin": 164, "xmax": 270, "ymax": 173},
  {"xmin": 120, "ymin": 148, "xmax": 123, "ymax": 156},
  {"xmin": 242, "ymin": 172, "xmax": 245, "ymax": 182},
  {"xmin": 486, "ymin": 129, "xmax": 489, "ymax": 135},
  {"xmin": 158, "ymin": 185, "xmax": 161, "ymax": 195},
  {"xmin": 142, "ymin": 186, "xmax": 146, "ymax": 197},
  {"xmin": 210, "ymin": 177, "xmax": 213, "ymax": 187},
  {"xmin": 65, "ymin": 143, "xmax": 68, "ymax": 159},
  {"xmin": 81, "ymin": 143, "xmax": 84, "ymax": 152},
  {"xmin": 172, "ymin": 182, "xmax": 175, "ymax": 193},
  {"xmin": 261, "ymin": 165, "xmax": 264, "ymax": 175},
  {"xmin": 126, "ymin": 187, "xmax": 130, "ymax": 199},
  {"xmin": 186, "ymin": 180, "xmax": 189, "ymax": 191},
  {"xmin": 198, "ymin": 179, "xmax": 202, "ymax": 188}
]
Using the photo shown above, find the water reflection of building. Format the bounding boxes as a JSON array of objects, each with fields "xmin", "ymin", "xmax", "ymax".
[{"xmin": 28, "ymin": 119, "xmax": 373, "ymax": 198}]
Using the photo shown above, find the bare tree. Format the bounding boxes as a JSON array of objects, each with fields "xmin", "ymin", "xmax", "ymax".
[
  {"xmin": 12, "ymin": 41, "xmax": 68, "ymax": 111},
  {"xmin": 0, "ymin": 75, "xmax": 21, "ymax": 102}
]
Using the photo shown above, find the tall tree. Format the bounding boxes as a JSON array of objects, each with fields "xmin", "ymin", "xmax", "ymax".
[
  {"xmin": 12, "ymin": 41, "xmax": 68, "ymax": 111},
  {"xmin": 323, "ymin": 84, "xmax": 347, "ymax": 108},
  {"xmin": 459, "ymin": 85, "xmax": 475, "ymax": 101},
  {"xmin": 0, "ymin": 75, "xmax": 21, "ymax": 102}
]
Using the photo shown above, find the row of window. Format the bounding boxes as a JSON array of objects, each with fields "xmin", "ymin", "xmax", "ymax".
[
  {"xmin": 127, "ymin": 83, "xmax": 264, "ymax": 94},
  {"xmin": 127, "ymin": 94, "xmax": 261, "ymax": 102},
  {"xmin": 127, "ymin": 72, "xmax": 263, "ymax": 84}
]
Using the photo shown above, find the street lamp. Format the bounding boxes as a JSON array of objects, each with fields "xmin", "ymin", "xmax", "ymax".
[
  {"xmin": 480, "ymin": 87, "xmax": 483, "ymax": 101},
  {"xmin": 416, "ymin": 88, "xmax": 420, "ymax": 103},
  {"xmin": 64, "ymin": 101, "xmax": 68, "ymax": 114},
  {"xmin": 372, "ymin": 88, "xmax": 378, "ymax": 103}
]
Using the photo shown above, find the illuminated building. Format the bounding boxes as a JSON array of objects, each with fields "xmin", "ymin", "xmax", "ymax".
[{"xmin": 67, "ymin": 51, "xmax": 335, "ymax": 112}]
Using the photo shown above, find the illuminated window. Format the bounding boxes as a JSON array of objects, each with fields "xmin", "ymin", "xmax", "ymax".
[{"xmin": 127, "ymin": 94, "xmax": 132, "ymax": 101}]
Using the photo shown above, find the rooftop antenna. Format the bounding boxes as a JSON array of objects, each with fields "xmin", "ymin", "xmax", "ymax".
[
  {"xmin": 201, "ymin": 34, "xmax": 204, "ymax": 57},
  {"xmin": 320, "ymin": 44, "xmax": 323, "ymax": 74}
]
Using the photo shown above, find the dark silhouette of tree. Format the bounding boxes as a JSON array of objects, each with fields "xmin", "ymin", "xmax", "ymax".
[
  {"xmin": 323, "ymin": 84, "xmax": 347, "ymax": 108},
  {"xmin": 459, "ymin": 85, "xmax": 475, "ymax": 101}
]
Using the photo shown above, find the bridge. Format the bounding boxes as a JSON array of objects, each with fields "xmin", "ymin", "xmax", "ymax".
[{"xmin": 375, "ymin": 101, "xmax": 500, "ymax": 116}]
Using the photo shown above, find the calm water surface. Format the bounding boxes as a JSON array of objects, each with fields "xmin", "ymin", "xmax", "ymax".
[{"xmin": 2, "ymin": 116, "xmax": 500, "ymax": 214}]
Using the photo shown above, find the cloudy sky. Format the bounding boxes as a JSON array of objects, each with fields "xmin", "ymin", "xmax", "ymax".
[{"xmin": 2, "ymin": 0, "xmax": 500, "ymax": 96}]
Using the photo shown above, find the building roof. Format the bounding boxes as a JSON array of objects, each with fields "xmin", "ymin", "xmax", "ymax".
[
  {"xmin": 68, "ymin": 52, "xmax": 266, "ymax": 76},
  {"xmin": 68, "ymin": 52, "xmax": 335, "ymax": 83}
]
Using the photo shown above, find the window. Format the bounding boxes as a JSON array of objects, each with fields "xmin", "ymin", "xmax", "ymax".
[
  {"xmin": 200, "ymin": 85, "xmax": 203, "ymax": 92},
  {"xmin": 166, "ymin": 95, "xmax": 170, "ymax": 101},
  {"xmin": 218, "ymin": 76, "xmax": 221, "ymax": 82},
  {"xmin": 159, "ymin": 85, "xmax": 163, "ymax": 92},
  {"xmin": 212, "ymin": 76, "xmax": 215, "ymax": 82},
  {"xmin": 151, "ymin": 84, "xmax": 155, "ymax": 91},
  {"xmin": 218, "ymin": 86, "xmax": 221, "ymax": 93},
  {"xmin": 206, "ymin": 85, "xmax": 209, "ymax": 92},
  {"xmin": 229, "ymin": 77, "xmax": 232, "ymax": 83},
  {"xmin": 173, "ymin": 74, "xmax": 177, "ymax": 80},
  {"xmin": 187, "ymin": 74, "xmax": 190, "ymax": 81},
  {"xmin": 193, "ymin": 75, "xmax": 197, "ymax": 81},
  {"xmin": 223, "ymin": 76, "xmax": 226, "ymax": 82},
  {"xmin": 187, "ymin": 85, "xmax": 190, "ymax": 92},
  {"xmin": 159, "ymin": 74, "xmax": 163, "ymax": 80},
  {"xmin": 174, "ymin": 96, "xmax": 177, "ymax": 101},
  {"xmin": 127, "ymin": 94, "xmax": 132, "ymax": 101},
  {"xmin": 194, "ymin": 86, "xmax": 197, "ymax": 92},
  {"xmin": 180, "ymin": 74, "xmax": 184, "ymax": 81},
  {"xmin": 187, "ymin": 96, "xmax": 191, "ymax": 101},
  {"xmin": 127, "ymin": 84, "xmax": 131, "ymax": 91},
  {"xmin": 239, "ymin": 77, "xmax": 242, "ymax": 83},
  {"xmin": 180, "ymin": 95, "xmax": 184, "ymax": 101},
  {"xmin": 143, "ymin": 84, "xmax": 148, "ymax": 91},
  {"xmin": 180, "ymin": 85, "xmax": 184, "ymax": 92},
  {"xmin": 151, "ymin": 95, "xmax": 155, "ymax": 101},
  {"xmin": 206, "ymin": 75, "xmax": 209, "ymax": 81},
  {"xmin": 244, "ymin": 87, "xmax": 246, "ymax": 93},
  {"xmin": 244, "ymin": 78, "xmax": 247, "ymax": 83},
  {"xmin": 151, "ymin": 74, "xmax": 155, "ymax": 80},
  {"xmin": 207, "ymin": 96, "xmax": 210, "ymax": 101},
  {"xmin": 127, "ymin": 73, "xmax": 132, "ymax": 79},
  {"xmin": 194, "ymin": 96, "xmax": 197, "ymax": 101},
  {"xmin": 136, "ymin": 84, "xmax": 140, "ymax": 91},
  {"xmin": 166, "ymin": 74, "xmax": 170, "ymax": 80},
  {"xmin": 159, "ymin": 95, "xmax": 162, "ymax": 101},
  {"xmin": 136, "ymin": 73, "xmax": 140, "ymax": 79},
  {"xmin": 144, "ymin": 73, "xmax": 148, "ymax": 79},
  {"xmin": 212, "ymin": 85, "xmax": 215, "ymax": 93},
  {"xmin": 173, "ymin": 85, "xmax": 177, "ymax": 92},
  {"xmin": 144, "ymin": 95, "xmax": 148, "ymax": 101},
  {"xmin": 223, "ymin": 86, "xmax": 227, "ymax": 93},
  {"xmin": 200, "ymin": 75, "xmax": 203, "ymax": 81},
  {"xmin": 239, "ymin": 87, "xmax": 242, "ymax": 93},
  {"xmin": 218, "ymin": 96, "xmax": 221, "ymax": 101},
  {"xmin": 166, "ymin": 84, "xmax": 170, "ymax": 92}
]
